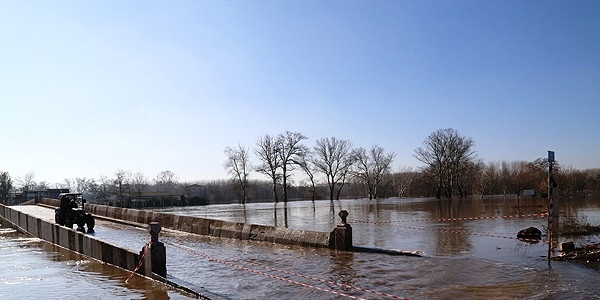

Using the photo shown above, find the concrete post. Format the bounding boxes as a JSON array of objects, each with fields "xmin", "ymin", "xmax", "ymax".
[
  {"xmin": 142, "ymin": 222, "xmax": 167, "ymax": 277},
  {"xmin": 329, "ymin": 210, "xmax": 352, "ymax": 250}
]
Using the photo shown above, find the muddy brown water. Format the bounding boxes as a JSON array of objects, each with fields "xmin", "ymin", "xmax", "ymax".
[{"xmin": 3, "ymin": 196, "xmax": 600, "ymax": 299}]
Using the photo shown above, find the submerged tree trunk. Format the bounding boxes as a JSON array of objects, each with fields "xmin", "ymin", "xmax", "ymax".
[{"xmin": 272, "ymin": 180, "xmax": 279, "ymax": 203}]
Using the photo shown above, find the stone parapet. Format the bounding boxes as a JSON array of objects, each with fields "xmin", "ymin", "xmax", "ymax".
[
  {"xmin": 0, "ymin": 204, "xmax": 143, "ymax": 275},
  {"xmin": 38, "ymin": 198, "xmax": 332, "ymax": 248}
]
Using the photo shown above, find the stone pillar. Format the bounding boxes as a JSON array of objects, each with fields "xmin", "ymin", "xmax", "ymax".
[
  {"xmin": 329, "ymin": 210, "xmax": 352, "ymax": 250},
  {"xmin": 141, "ymin": 222, "xmax": 167, "ymax": 277}
]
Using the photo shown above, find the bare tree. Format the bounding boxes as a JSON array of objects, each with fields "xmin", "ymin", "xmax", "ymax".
[
  {"xmin": 509, "ymin": 161, "xmax": 531, "ymax": 201},
  {"xmin": 393, "ymin": 167, "xmax": 417, "ymax": 197},
  {"xmin": 277, "ymin": 131, "xmax": 308, "ymax": 202},
  {"xmin": 224, "ymin": 144, "xmax": 251, "ymax": 204},
  {"xmin": 456, "ymin": 160, "xmax": 482, "ymax": 197},
  {"xmin": 414, "ymin": 128, "xmax": 476, "ymax": 198},
  {"xmin": 557, "ymin": 166, "xmax": 576, "ymax": 197},
  {"xmin": 114, "ymin": 169, "xmax": 131, "ymax": 207},
  {"xmin": 372, "ymin": 147, "xmax": 396, "ymax": 198},
  {"xmin": 526, "ymin": 157, "xmax": 559, "ymax": 196},
  {"xmin": 313, "ymin": 137, "xmax": 354, "ymax": 201},
  {"xmin": 480, "ymin": 161, "xmax": 499, "ymax": 198},
  {"xmin": 74, "ymin": 177, "xmax": 95, "ymax": 195},
  {"xmin": 17, "ymin": 171, "xmax": 36, "ymax": 192},
  {"xmin": 62, "ymin": 178, "xmax": 73, "ymax": 191},
  {"xmin": 93, "ymin": 175, "xmax": 112, "ymax": 204},
  {"xmin": 155, "ymin": 170, "xmax": 179, "ymax": 193},
  {"xmin": 131, "ymin": 172, "xmax": 148, "ymax": 205},
  {"xmin": 0, "ymin": 172, "xmax": 13, "ymax": 204},
  {"xmin": 554, "ymin": 167, "xmax": 587, "ymax": 197},
  {"xmin": 353, "ymin": 145, "xmax": 395, "ymax": 199},
  {"xmin": 352, "ymin": 147, "xmax": 373, "ymax": 199},
  {"xmin": 255, "ymin": 134, "xmax": 282, "ymax": 202},
  {"xmin": 298, "ymin": 149, "xmax": 317, "ymax": 201}
]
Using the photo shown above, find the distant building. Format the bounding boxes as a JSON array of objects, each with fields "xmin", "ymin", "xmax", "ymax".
[
  {"xmin": 11, "ymin": 189, "xmax": 70, "ymax": 203},
  {"xmin": 187, "ymin": 184, "xmax": 206, "ymax": 199},
  {"xmin": 522, "ymin": 189, "xmax": 535, "ymax": 198}
]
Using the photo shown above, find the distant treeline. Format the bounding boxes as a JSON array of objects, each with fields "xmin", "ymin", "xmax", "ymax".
[
  {"xmin": 2, "ymin": 128, "xmax": 599, "ymax": 206},
  {"xmin": 200, "ymin": 164, "xmax": 599, "ymax": 203},
  {"xmin": 2, "ymin": 164, "xmax": 598, "ymax": 207}
]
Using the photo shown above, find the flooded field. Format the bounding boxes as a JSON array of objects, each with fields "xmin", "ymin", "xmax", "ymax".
[
  {"xmin": 3, "ymin": 196, "xmax": 600, "ymax": 299},
  {"xmin": 157, "ymin": 196, "xmax": 600, "ymax": 299}
]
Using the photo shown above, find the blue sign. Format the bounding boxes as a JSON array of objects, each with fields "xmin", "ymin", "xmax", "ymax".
[{"xmin": 548, "ymin": 151, "xmax": 555, "ymax": 163}]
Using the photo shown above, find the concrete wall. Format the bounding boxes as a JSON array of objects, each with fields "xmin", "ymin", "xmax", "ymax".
[
  {"xmin": 0, "ymin": 204, "xmax": 145, "ymax": 276},
  {"xmin": 40, "ymin": 198, "xmax": 331, "ymax": 248}
]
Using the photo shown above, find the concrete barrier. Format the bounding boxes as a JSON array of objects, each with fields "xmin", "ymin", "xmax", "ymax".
[
  {"xmin": 1, "ymin": 203, "xmax": 263, "ymax": 299},
  {"xmin": 0, "ymin": 204, "xmax": 145, "ymax": 276},
  {"xmin": 38, "ymin": 198, "xmax": 332, "ymax": 248}
]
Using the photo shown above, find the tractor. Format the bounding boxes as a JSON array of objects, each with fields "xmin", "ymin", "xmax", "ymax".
[{"xmin": 54, "ymin": 193, "xmax": 95, "ymax": 233}]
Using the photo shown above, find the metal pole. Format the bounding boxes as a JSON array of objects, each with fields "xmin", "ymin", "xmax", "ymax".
[{"xmin": 547, "ymin": 151, "xmax": 555, "ymax": 265}]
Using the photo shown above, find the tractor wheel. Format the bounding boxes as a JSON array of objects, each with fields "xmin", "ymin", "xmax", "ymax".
[
  {"xmin": 55, "ymin": 212, "xmax": 64, "ymax": 226},
  {"xmin": 86, "ymin": 214, "xmax": 95, "ymax": 231},
  {"xmin": 65, "ymin": 217, "xmax": 73, "ymax": 229}
]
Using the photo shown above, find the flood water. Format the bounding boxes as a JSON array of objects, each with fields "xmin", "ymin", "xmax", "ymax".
[
  {"xmin": 3, "ymin": 196, "xmax": 600, "ymax": 299},
  {"xmin": 156, "ymin": 196, "xmax": 600, "ymax": 299},
  {"xmin": 0, "ymin": 221, "xmax": 193, "ymax": 299}
]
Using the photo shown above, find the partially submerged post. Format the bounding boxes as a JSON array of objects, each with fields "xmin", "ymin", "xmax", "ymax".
[
  {"xmin": 329, "ymin": 210, "xmax": 352, "ymax": 250},
  {"xmin": 141, "ymin": 222, "xmax": 167, "ymax": 277}
]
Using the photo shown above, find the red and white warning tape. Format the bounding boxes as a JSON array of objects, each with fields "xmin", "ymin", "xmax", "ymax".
[
  {"xmin": 168, "ymin": 242, "xmax": 410, "ymax": 300},
  {"xmin": 244, "ymin": 259, "xmax": 409, "ymax": 299},
  {"xmin": 350, "ymin": 213, "xmax": 547, "ymax": 225},
  {"xmin": 126, "ymin": 242, "xmax": 149, "ymax": 283},
  {"xmin": 399, "ymin": 225, "xmax": 547, "ymax": 243}
]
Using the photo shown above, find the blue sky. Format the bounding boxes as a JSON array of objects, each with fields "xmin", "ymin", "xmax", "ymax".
[{"xmin": 1, "ymin": 1, "xmax": 599, "ymax": 185}]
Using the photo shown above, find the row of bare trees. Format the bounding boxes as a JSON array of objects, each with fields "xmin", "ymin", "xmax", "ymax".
[
  {"xmin": 471, "ymin": 159, "xmax": 596, "ymax": 199},
  {"xmin": 4, "ymin": 161, "xmax": 597, "ymax": 206},
  {"xmin": 0, "ymin": 169, "xmax": 188, "ymax": 206},
  {"xmin": 225, "ymin": 128, "xmax": 600, "ymax": 202},
  {"xmin": 393, "ymin": 159, "xmax": 600, "ymax": 200},
  {"xmin": 225, "ymin": 131, "xmax": 397, "ymax": 203},
  {"xmin": 3, "ymin": 128, "xmax": 600, "ymax": 205}
]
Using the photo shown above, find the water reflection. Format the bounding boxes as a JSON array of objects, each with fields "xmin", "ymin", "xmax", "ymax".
[
  {"xmin": 273, "ymin": 202, "xmax": 289, "ymax": 228},
  {"xmin": 430, "ymin": 199, "xmax": 474, "ymax": 255},
  {"xmin": 156, "ymin": 196, "xmax": 599, "ymax": 256},
  {"xmin": 273, "ymin": 203, "xmax": 278, "ymax": 227},
  {"xmin": 329, "ymin": 201, "xmax": 335, "ymax": 219},
  {"xmin": 328, "ymin": 251, "xmax": 356, "ymax": 291},
  {"xmin": 243, "ymin": 203, "xmax": 247, "ymax": 223},
  {"xmin": 284, "ymin": 202, "xmax": 288, "ymax": 228}
]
